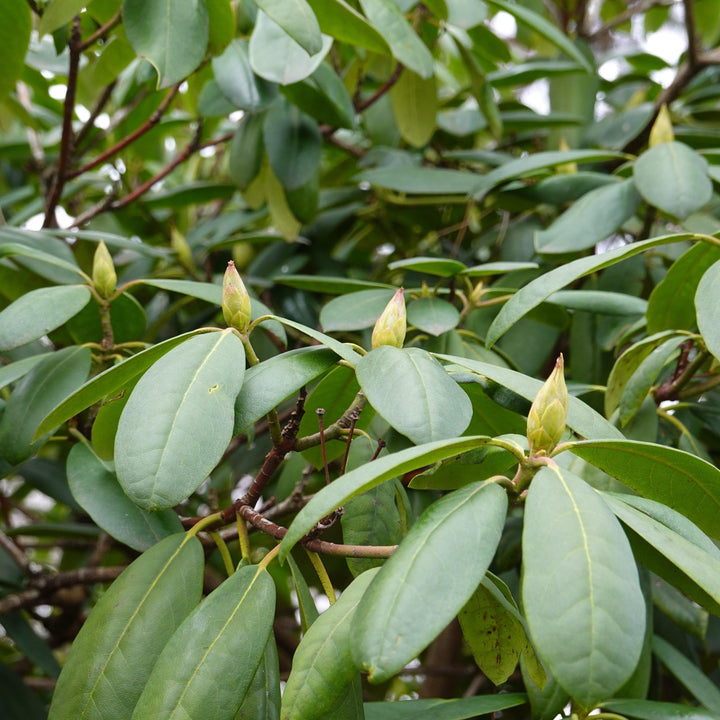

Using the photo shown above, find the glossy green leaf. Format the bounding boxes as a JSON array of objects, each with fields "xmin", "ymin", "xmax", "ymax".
[
  {"xmin": 535, "ymin": 179, "xmax": 641, "ymax": 254},
  {"xmin": 0, "ymin": 611, "xmax": 60, "ymax": 678},
  {"xmin": 252, "ymin": 0, "xmax": 323, "ymax": 55},
  {"xmin": 277, "ymin": 275, "xmax": 394, "ymax": 293},
  {"xmin": 37, "ymin": 0, "xmax": 85, "ymax": 34},
  {"xmin": 207, "ymin": 0, "xmax": 234, "ymax": 54},
  {"xmin": 548, "ymin": 290, "xmax": 647, "ymax": 315},
  {"xmin": 649, "ymin": 243, "xmax": 720, "ymax": 333},
  {"xmin": 67, "ymin": 443, "xmax": 182, "ymax": 551},
  {"xmin": 229, "ymin": 114, "xmax": 265, "ymax": 190},
  {"xmin": 115, "ymin": 330, "xmax": 245, "ymax": 511},
  {"xmin": 234, "ymin": 345, "xmax": 337, "ymax": 432},
  {"xmin": 306, "ymin": 0, "xmax": 389, "ymax": 53},
  {"xmin": 0, "ymin": 353, "xmax": 47, "ymax": 391},
  {"xmin": 250, "ymin": 10, "xmax": 333, "ymax": 85},
  {"xmin": 123, "ymin": 0, "xmax": 208, "ymax": 88},
  {"xmin": 407, "ymin": 297, "xmax": 460, "ymax": 336},
  {"xmin": 282, "ymin": 568, "xmax": 378, "ymax": 720},
  {"xmin": 35, "ymin": 329, "xmax": 208, "ymax": 439},
  {"xmin": 0, "ymin": 0, "xmax": 31, "ymax": 100},
  {"xmin": 358, "ymin": 0, "xmax": 434, "ymax": 78},
  {"xmin": 131, "ymin": 564, "xmax": 275, "ymax": 720},
  {"xmin": 364, "ymin": 693, "xmax": 527, "ymax": 720},
  {"xmin": 390, "ymin": 70, "xmax": 437, "ymax": 147},
  {"xmin": 652, "ymin": 577, "xmax": 708, "ymax": 640},
  {"xmin": 356, "ymin": 346, "xmax": 472, "ymax": 444},
  {"xmin": 0, "ymin": 285, "xmax": 91, "ymax": 351},
  {"xmin": 486, "ymin": 233, "xmax": 693, "ymax": 347},
  {"xmin": 0, "ymin": 346, "xmax": 91, "ymax": 466},
  {"xmin": 320, "ymin": 289, "xmax": 395, "ymax": 332},
  {"xmin": 286, "ymin": 552, "xmax": 320, "ymax": 632},
  {"xmin": 634, "ymin": 142, "xmax": 713, "ymax": 219},
  {"xmin": 522, "ymin": 656, "xmax": 568, "ymax": 720},
  {"xmin": 522, "ymin": 465, "xmax": 645, "ymax": 707},
  {"xmin": 696, "ymin": 259, "xmax": 720, "ymax": 362},
  {"xmin": 236, "ymin": 634, "xmax": 281, "ymax": 720},
  {"xmin": 565, "ymin": 440, "xmax": 720, "ymax": 539},
  {"xmin": 48, "ymin": 533, "xmax": 204, "ymax": 720},
  {"xmin": 0, "ymin": 240, "xmax": 87, "ymax": 282},
  {"xmin": 357, "ymin": 167, "xmax": 478, "ymax": 195},
  {"xmin": 269, "ymin": 315, "xmax": 362, "ymax": 365},
  {"xmin": 212, "ymin": 40, "xmax": 278, "ymax": 111},
  {"xmin": 602, "ymin": 699, "xmax": 720, "ymax": 720},
  {"xmin": 461, "ymin": 261, "xmax": 539, "ymax": 276},
  {"xmin": 388, "ymin": 257, "xmax": 467, "ymax": 276},
  {"xmin": 353, "ymin": 481, "xmax": 507, "ymax": 681}
]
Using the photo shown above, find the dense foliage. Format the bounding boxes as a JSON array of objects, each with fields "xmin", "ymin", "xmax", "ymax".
[{"xmin": 2, "ymin": 1, "xmax": 720, "ymax": 719}]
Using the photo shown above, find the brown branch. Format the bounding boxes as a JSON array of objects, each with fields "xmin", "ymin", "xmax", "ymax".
[
  {"xmin": 294, "ymin": 392, "xmax": 367, "ymax": 451},
  {"xmin": 356, "ymin": 63, "xmax": 404, "ymax": 113},
  {"xmin": 74, "ymin": 80, "xmax": 117, "ymax": 149},
  {"xmin": 78, "ymin": 9, "xmax": 122, "ymax": 52},
  {"xmin": 0, "ymin": 529, "xmax": 36, "ymax": 578},
  {"xmin": 586, "ymin": 0, "xmax": 674, "ymax": 42}
]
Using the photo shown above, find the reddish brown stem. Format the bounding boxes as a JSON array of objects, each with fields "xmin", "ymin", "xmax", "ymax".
[
  {"xmin": 78, "ymin": 9, "xmax": 122, "ymax": 52},
  {"xmin": 355, "ymin": 63, "xmax": 404, "ymax": 113}
]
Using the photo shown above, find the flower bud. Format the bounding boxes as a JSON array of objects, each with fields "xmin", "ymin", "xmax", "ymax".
[
  {"xmin": 171, "ymin": 227, "xmax": 194, "ymax": 270},
  {"xmin": 222, "ymin": 260, "xmax": 252, "ymax": 334},
  {"xmin": 527, "ymin": 355, "xmax": 568, "ymax": 456},
  {"xmin": 92, "ymin": 240, "xmax": 117, "ymax": 300},
  {"xmin": 371, "ymin": 288, "xmax": 406, "ymax": 349},
  {"xmin": 469, "ymin": 280, "xmax": 484, "ymax": 306}
]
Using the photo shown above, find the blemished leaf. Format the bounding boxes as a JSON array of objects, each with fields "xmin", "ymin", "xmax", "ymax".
[
  {"xmin": 363, "ymin": 694, "xmax": 528, "ymax": 720},
  {"xmin": 282, "ymin": 569, "xmax": 379, "ymax": 720},
  {"xmin": 131, "ymin": 565, "xmax": 275, "ymax": 720},
  {"xmin": 389, "ymin": 257, "xmax": 467, "ymax": 276},
  {"xmin": 522, "ymin": 466, "xmax": 646, "ymax": 707},
  {"xmin": 250, "ymin": 10, "xmax": 333, "ymax": 85},
  {"xmin": 390, "ymin": 70, "xmax": 437, "ymax": 147},
  {"xmin": 356, "ymin": 346, "xmax": 472, "ymax": 444},
  {"xmin": 67, "ymin": 443, "xmax": 182, "ymax": 551},
  {"xmin": 485, "ymin": 233, "xmax": 694, "ymax": 347},
  {"xmin": 306, "ymin": 0, "xmax": 390, "ymax": 54},
  {"xmin": 407, "ymin": 297, "xmax": 460, "ymax": 336},
  {"xmin": 352, "ymin": 482, "xmax": 508, "ymax": 681},
  {"xmin": 696, "ymin": 259, "xmax": 720, "ymax": 362},
  {"xmin": 123, "ymin": 0, "xmax": 208, "ymax": 88},
  {"xmin": 358, "ymin": 0, "xmax": 434, "ymax": 78},
  {"xmin": 234, "ymin": 345, "xmax": 338, "ymax": 432},
  {"xmin": 634, "ymin": 142, "xmax": 713, "ymax": 219},
  {"xmin": 565, "ymin": 440, "xmax": 720, "ymax": 539},
  {"xmin": 0, "ymin": 285, "xmax": 91, "ymax": 351},
  {"xmin": 252, "ymin": 0, "xmax": 323, "ymax": 55},
  {"xmin": 115, "ymin": 330, "xmax": 245, "ymax": 511},
  {"xmin": 602, "ymin": 698, "xmax": 720, "ymax": 720},
  {"xmin": 535, "ymin": 179, "xmax": 641, "ymax": 254},
  {"xmin": 236, "ymin": 634, "xmax": 281, "ymax": 720},
  {"xmin": 0, "ymin": 0, "xmax": 31, "ymax": 101},
  {"xmin": 0, "ymin": 346, "xmax": 91, "ymax": 466},
  {"xmin": 48, "ymin": 533, "xmax": 204, "ymax": 720},
  {"xmin": 212, "ymin": 39, "xmax": 278, "ymax": 111},
  {"xmin": 279, "ymin": 436, "xmax": 494, "ymax": 559},
  {"xmin": 320, "ymin": 289, "xmax": 395, "ymax": 332}
]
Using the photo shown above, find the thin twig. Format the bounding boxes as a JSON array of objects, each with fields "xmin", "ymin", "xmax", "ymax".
[
  {"xmin": 74, "ymin": 80, "xmax": 117, "ymax": 149},
  {"xmin": 78, "ymin": 9, "xmax": 122, "ymax": 52},
  {"xmin": 0, "ymin": 529, "xmax": 36, "ymax": 578},
  {"xmin": 356, "ymin": 63, "xmax": 404, "ymax": 113}
]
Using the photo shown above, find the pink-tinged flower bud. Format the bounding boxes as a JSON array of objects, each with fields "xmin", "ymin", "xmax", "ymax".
[
  {"xmin": 372, "ymin": 288, "xmax": 406, "ymax": 349},
  {"xmin": 222, "ymin": 261, "xmax": 252, "ymax": 334},
  {"xmin": 527, "ymin": 355, "xmax": 568, "ymax": 456},
  {"xmin": 92, "ymin": 240, "xmax": 117, "ymax": 300}
]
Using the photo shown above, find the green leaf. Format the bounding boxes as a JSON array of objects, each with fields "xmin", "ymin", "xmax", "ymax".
[
  {"xmin": 485, "ymin": 233, "xmax": 693, "ymax": 347},
  {"xmin": 0, "ymin": 346, "xmax": 91, "ymax": 466},
  {"xmin": 279, "ymin": 436, "xmax": 494, "ymax": 559},
  {"xmin": 207, "ymin": 0, "xmax": 235, "ymax": 54},
  {"xmin": 634, "ymin": 142, "xmax": 713, "ymax": 219},
  {"xmin": 269, "ymin": 315, "xmax": 362, "ymax": 365},
  {"xmin": 0, "ymin": 285, "xmax": 92, "ymax": 351},
  {"xmin": 358, "ymin": 0, "xmax": 434, "ymax": 78},
  {"xmin": 320, "ymin": 289, "xmax": 395, "ymax": 332},
  {"xmin": 522, "ymin": 465, "xmax": 646, "ymax": 707},
  {"xmin": 522, "ymin": 656, "xmax": 569, "ymax": 720},
  {"xmin": 123, "ymin": 0, "xmax": 209, "ymax": 88},
  {"xmin": 286, "ymin": 552, "xmax": 319, "ymax": 632},
  {"xmin": 407, "ymin": 297, "xmax": 460, "ymax": 336},
  {"xmin": 277, "ymin": 275, "xmax": 394, "ymax": 293},
  {"xmin": 696, "ymin": 259, "xmax": 720, "ymax": 362},
  {"xmin": 1, "ymin": 663, "xmax": 52, "ymax": 720},
  {"xmin": 212, "ymin": 40, "xmax": 278, "ymax": 110},
  {"xmin": 388, "ymin": 257, "xmax": 467, "ymax": 276},
  {"xmin": 35, "ymin": 329, "xmax": 208, "ymax": 439},
  {"xmin": 234, "ymin": 346, "xmax": 337, "ymax": 432},
  {"xmin": 356, "ymin": 346, "xmax": 472, "ymax": 444},
  {"xmin": 131, "ymin": 565, "xmax": 275, "ymax": 720},
  {"xmin": 306, "ymin": 0, "xmax": 390, "ymax": 54},
  {"xmin": 390, "ymin": 70, "xmax": 437, "ymax": 147},
  {"xmin": 461, "ymin": 261, "xmax": 539, "ymax": 276},
  {"xmin": 236, "ymin": 634, "xmax": 281, "ymax": 720},
  {"xmin": 484, "ymin": 0, "xmax": 593, "ymax": 72},
  {"xmin": 0, "ymin": 611, "xmax": 60, "ymax": 678},
  {"xmin": 0, "ymin": 353, "xmax": 48, "ymax": 391},
  {"xmin": 282, "ymin": 568, "xmax": 379, "ymax": 720},
  {"xmin": 565, "ymin": 440, "xmax": 720, "ymax": 539},
  {"xmin": 252, "ymin": 0, "xmax": 323, "ymax": 55},
  {"xmin": 250, "ymin": 10, "xmax": 333, "ymax": 85},
  {"xmin": 535, "ymin": 179, "xmax": 641, "ymax": 254},
  {"xmin": 0, "ymin": 239, "xmax": 88, "ymax": 282},
  {"xmin": 115, "ymin": 330, "xmax": 245, "ymax": 511},
  {"xmin": 352, "ymin": 481, "xmax": 508, "ymax": 681},
  {"xmin": 0, "ymin": 0, "xmax": 31, "ymax": 101},
  {"xmin": 363, "ymin": 694, "xmax": 528, "ymax": 720},
  {"xmin": 602, "ymin": 699, "xmax": 720, "ymax": 720},
  {"xmin": 37, "ymin": 0, "xmax": 85, "ymax": 34},
  {"xmin": 48, "ymin": 533, "xmax": 204, "ymax": 720},
  {"xmin": 357, "ymin": 167, "xmax": 478, "ymax": 195},
  {"xmin": 230, "ymin": 114, "xmax": 265, "ymax": 190},
  {"xmin": 548, "ymin": 290, "xmax": 647, "ymax": 315},
  {"xmin": 67, "ymin": 443, "xmax": 182, "ymax": 551}
]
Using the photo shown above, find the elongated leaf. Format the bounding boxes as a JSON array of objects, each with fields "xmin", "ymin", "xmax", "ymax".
[
  {"xmin": 0, "ymin": 0, "xmax": 31, "ymax": 101},
  {"xmin": 407, "ymin": 297, "xmax": 460, "ymax": 336},
  {"xmin": 269, "ymin": 315, "xmax": 362, "ymax": 365},
  {"xmin": 548, "ymin": 290, "xmax": 647, "ymax": 315},
  {"xmin": 48, "ymin": 533, "xmax": 204, "ymax": 720},
  {"xmin": 0, "ymin": 241, "xmax": 87, "ymax": 280},
  {"xmin": 35, "ymin": 329, "xmax": 208, "ymax": 439},
  {"xmin": 358, "ymin": 0, "xmax": 434, "ymax": 78},
  {"xmin": 486, "ymin": 233, "xmax": 694, "ymax": 347},
  {"xmin": 37, "ymin": 0, "xmax": 85, "ymax": 34},
  {"xmin": 212, "ymin": 39, "xmax": 278, "ymax": 110},
  {"xmin": 234, "ymin": 346, "xmax": 337, "ymax": 432},
  {"xmin": 522, "ymin": 466, "xmax": 646, "ymax": 707},
  {"xmin": 236, "ymin": 634, "xmax": 281, "ymax": 720},
  {"xmin": 1, "ymin": 611, "xmax": 60, "ymax": 678},
  {"xmin": 123, "ymin": 0, "xmax": 208, "ymax": 87},
  {"xmin": 356, "ymin": 346, "xmax": 472, "ymax": 444},
  {"xmin": 357, "ymin": 167, "xmax": 478, "ymax": 195},
  {"xmin": 0, "ymin": 285, "xmax": 91, "ymax": 351},
  {"xmin": 389, "ymin": 257, "xmax": 467, "ymax": 276},
  {"xmin": 353, "ymin": 481, "xmax": 507, "ymax": 681},
  {"xmin": 252, "ymin": 0, "xmax": 322, "ymax": 55},
  {"xmin": 279, "ymin": 436, "xmax": 493, "ymax": 559},
  {"xmin": 67, "ymin": 443, "xmax": 182, "ymax": 551},
  {"xmin": 696, "ymin": 259, "xmax": 720, "ymax": 362},
  {"xmin": 320, "ymin": 289, "xmax": 395, "ymax": 332},
  {"xmin": 364, "ymin": 693, "xmax": 528, "ymax": 720},
  {"xmin": 282, "ymin": 568, "xmax": 378, "ymax": 720},
  {"xmin": 115, "ymin": 330, "xmax": 245, "ymax": 510},
  {"xmin": 0, "ymin": 353, "xmax": 47, "ymax": 391},
  {"xmin": 131, "ymin": 565, "xmax": 275, "ymax": 720},
  {"xmin": 0, "ymin": 346, "xmax": 91, "ymax": 466},
  {"xmin": 603, "ymin": 698, "xmax": 720, "ymax": 720},
  {"xmin": 306, "ymin": 0, "xmax": 389, "ymax": 53},
  {"xmin": 390, "ymin": 70, "xmax": 437, "ymax": 147},
  {"xmin": 522, "ymin": 656, "xmax": 569, "ymax": 720}
]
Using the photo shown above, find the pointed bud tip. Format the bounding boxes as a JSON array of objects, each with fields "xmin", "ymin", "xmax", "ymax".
[
  {"xmin": 222, "ymin": 260, "xmax": 252, "ymax": 333},
  {"xmin": 372, "ymin": 288, "xmax": 407, "ymax": 349},
  {"xmin": 527, "ymin": 354, "xmax": 568, "ymax": 455},
  {"xmin": 92, "ymin": 240, "xmax": 117, "ymax": 299}
]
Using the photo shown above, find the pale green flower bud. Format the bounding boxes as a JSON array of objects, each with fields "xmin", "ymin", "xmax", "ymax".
[
  {"xmin": 222, "ymin": 260, "xmax": 252, "ymax": 334},
  {"xmin": 469, "ymin": 280, "xmax": 484, "ymax": 306},
  {"xmin": 92, "ymin": 240, "xmax": 117, "ymax": 300},
  {"xmin": 372, "ymin": 288, "xmax": 406, "ymax": 349},
  {"xmin": 527, "ymin": 355, "xmax": 568, "ymax": 456}
]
